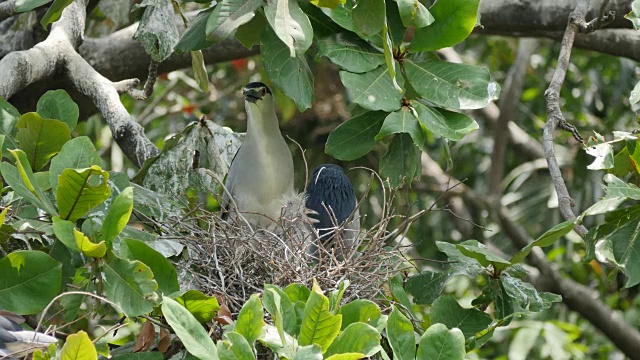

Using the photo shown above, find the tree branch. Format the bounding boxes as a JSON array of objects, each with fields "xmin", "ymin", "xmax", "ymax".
[
  {"xmin": 420, "ymin": 152, "xmax": 640, "ymax": 359},
  {"xmin": 0, "ymin": 0, "xmax": 16, "ymax": 22}
]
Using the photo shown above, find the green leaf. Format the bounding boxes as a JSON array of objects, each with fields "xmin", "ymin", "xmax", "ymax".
[
  {"xmin": 299, "ymin": 283, "xmax": 342, "ymax": 352},
  {"xmin": 626, "ymin": 0, "xmax": 640, "ymax": 29},
  {"xmin": 121, "ymin": 238, "xmax": 180, "ymax": 295},
  {"xmin": 236, "ymin": 294, "xmax": 264, "ymax": 345},
  {"xmin": 218, "ymin": 332, "xmax": 255, "ymax": 360},
  {"xmin": 386, "ymin": 306, "xmax": 415, "ymax": 360},
  {"xmin": 52, "ymin": 216, "xmax": 78, "ymax": 251},
  {"xmin": 0, "ymin": 98, "xmax": 20, "ymax": 157},
  {"xmin": 375, "ymin": 107, "xmax": 424, "ymax": 147},
  {"xmin": 14, "ymin": 0, "xmax": 53, "ymax": 12},
  {"xmin": 586, "ymin": 142, "xmax": 615, "ymax": 170},
  {"xmin": 310, "ymin": 0, "xmax": 344, "ymax": 9},
  {"xmin": 57, "ymin": 166, "xmax": 111, "ymax": 222},
  {"xmin": 397, "ymin": 0, "xmax": 433, "ymax": 28},
  {"xmin": 511, "ymin": 220, "xmax": 575, "ymax": 264},
  {"xmin": 235, "ymin": 12, "xmax": 267, "ymax": 48},
  {"xmin": 264, "ymin": 0, "xmax": 314, "ymax": 57},
  {"xmin": 284, "ymin": 283, "xmax": 311, "ymax": 303},
  {"xmin": 264, "ymin": 285, "xmax": 298, "ymax": 340},
  {"xmin": 416, "ymin": 323, "xmax": 465, "ymax": 360},
  {"xmin": 431, "ymin": 295, "xmax": 492, "ymax": 339},
  {"xmin": 581, "ymin": 196, "xmax": 627, "ymax": 218},
  {"xmin": 406, "ymin": 58, "xmax": 499, "ymax": 109},
  {"xmin": 411, "ymin": 0, "xmax": 479, "ymax": 51},
  {"xmin": 325, "ymin": 111, "xmax": 387, "ymax": 161},
  {"xmin": 49, "ymin": 136, "xmax": 102, "ymax": 195},
  {"xmin": 103, "ymin": 252, "xmax": 158, "ymax": 317},
  {"xmin": 3, "ymin": 149, "xmax": 57, "ymax": 214},
  {"xmin": 190, "ymin": 51, "xmax": 209, "ymax": 92},
  {"xmin": 162, "ymin": 297, "xmax": 218, "ymax": 360},
  {"xmin": 317, "ymin": 33, "xmax": 385, "ymax": 73},
  {"xmin": 74, "ymin": 229, "xmax": 107, "ymax": 258},
  {"xmin": 412, "ymin": 102, "xmax": 478, "ymax": 141},
  {"xmin": 602, "ymin": 173, "xmax": 640, "ymax": 200},
  {"xmin": 133, "ymin": 0, "xmax": 180, "ymax": 62},
  {"xmin": 500, "ymin": 274, "xmax": 562, "ymax": 312},
  {"xmin": 405, "ymin": 271, "xmax": 452, "ymax": 305},
  {"xmin": 0, "ymin": 250, "xmax": 62, "ymax": 314},
  {"xmin": 339, "ymin": 67, "xmax": 404, "ymax": 112},
  {"xmin": 16, "ymin": 112, "xmax": 71, "ymax": 171},
  {"xmin": 456, "ymin": 240, "xmax": 511, "ymax": 271},
  {"xmin": 337, "ymin": 300, "xmax": 381, "ymax": 330},
  {"xmin": 206, "ymin": 0, "xmax": 263, "ymax": 42},
  {"xmin": 175, "ymin": 289, "xmax": 221, "ymax": 323},
  {"xmin": 60, "ymin": 331, "xmax": 97, "ymax": 360},
  {"xmin": 325, "ymin": 322, "xmax": 381, "ymax": 357},
  {"xmin": 175, "ymin": 8, "xmax": 215, "ymax": 53},
  {"xmin": 379, "ymin": 133, "xmax": 420, "ymax": 188},
  {"xmin": 36, "ymin": 90, "xmax": 79, "ymax": 131},
  {"xmin": 328, "ymin": 279, "xmax": 349, "ymax": 315},
  {"xmin": 352, "ymin": 0, "xmax": 385, "ymax": 38},
  {"xmin": 381, "ymin": 19, "xmax": 402, "ymax": 93},
  {"xmin": 39, "ymin": 0, "xmax": 72, "ymax": 28},
  {"xmin": 261, "ymin": 28, "xmax": 314, "ymax": 111},
  {"xmin": 102, "ymin": 187, "xmax": 134, "ymax": 246}
]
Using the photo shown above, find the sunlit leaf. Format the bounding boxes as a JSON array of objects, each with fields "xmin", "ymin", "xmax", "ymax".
[
  {"xmin": 206, "ymin": 0, "xmax": 263, "ymax": 42},
  {"xmin": 411, "ymin": 0, "xmax": 479, "ymax": 51},
  {"xmin": 264, "ymin": 0, "xmax": 314, "ymax": 56},
  {"xmin": 60, "ymin": 331, "xmax": 97, "ymax": 360},
  {"xmin": 57, "ymin": 166, "xmax": 111, "ymax": 222},
  {"xmin": 74, "ymin": 229, "xmax": 107, "ymax": 258},
  {"xmin": 103, "ymin": 252, "xmax": 158, "ymax": 317},
  {"xmin": 16, "ymin": 112, "xmax": 71, "ymax": 171},
  {"xmin": 162, "ymin": 297, "xmax": 218, "ymax": 359}
]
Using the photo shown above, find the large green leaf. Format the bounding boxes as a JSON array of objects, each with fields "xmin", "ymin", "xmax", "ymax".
[
  {"xmin": 15, "ymin": 112, "xmax": 71, "ymax": 171},
  {"xmin": 52, "ymin": 216, "xmax": 78, "ymax": 251},
  {"xmin": 258, "ymin": 325, "xmax": 299, "ymax": 359},
  {"xmin": 416, "ymin": 323, "xmax": 465, "ymax": 360},
  {"xmin": 206, "ymin": 0, "xmax": 263, "ymax": 42},
  {"xmin": 321, "ymin": 1, "xmax": 354, "ymax": 32},
  {"xmin": 60, "ymin": 331, "xmax": 97, "ymax": 360},
  {"xmin": 298, "ymin": 284, "xmax": 342, "ymax": 353},
  {"xmin": 261, "ymin": 28, "xmax": 314, "ymax": 111},
  {"xmin": 412, "ymin": 102, "xmax": 478, "ymax": 141},
  {"xmin": 36, "ymin": 90, "xmax": 80, "ymax": 131},
  {"xmin": 510, "ymin": 220, "xmax": 576, "ymax": 264},
  {"xmin": 264, "ymin": 0, "xmax": 314, "ymax": 56},
  {"xmin": 162, "ymin": 297, "xmax": 218, "ymax": 360},
  {"xmin": 351, "ymin": 0, "xmax": 385, "ymax": 37},
  {"xmin": 337, "ymin": 299, "xmax": 381, "ymax": 330},
  {"xmin": 57, "ymin": 166, "xmax": 111, "ymax": 222},
  {"xmin": 0, "ymin": 250, "xmax": 62, "ymax": 314},
  {"xmin": 375, "ymin": 107, "xmax": 424, "ymax": 147},
  {"xmin": 49, "ymin": 136, "xmax": 102, "ymax": 195},
  {"xmin": 601, "ymin": 173, "xmax": 640, "ymax": 200},
  {"xmin": 14, "ymin": 0, "xmax": 53, "ymax": 12},
  {"xmin": 40, "ymin": 0, "xmax": 73, "ymax": 28},
  {"xmin": 411, "ymin": 0, "xmax": 479, "ymax": 51},
  {"xmin": 175, "ymin": 290, "xmax": 220, "ymax": 323},
  {"xmin": 0, "ymin": 97, "xmax": 20, "ymax": 156},
  {"xmin": 455, "ymin": 240, "xmax": 511, "ymax": 271},
  {"xmin": 397, "ymin": 0, "xmax": 433, "ymax": 28},
  {"xmin": 386, "ymin": 306, "xmax": 415, "ymax": 360},
  {"xmin": 405, "ymin": 271, "xmax": 452, "ymax": 305},
  {"xmin": 405, "ymin": 59, "xmax": 500, "ymax": 110},
  {"xmin": 102, "ymin": 187, "xmax": 134, "ymax": 246},
  {"xmin": 3, "ymin": 149, "xmax": 57, "ymax": 214},
  {"xmin": 235, "ymin": 12, "xmax": 268, "ymax": 48},
  {"xmin": 500, "ymin": 274, "xmax": 562, "ymax": 312},
  {"xmin": 264, "ymin": 284, "xmax": 298, "ymax": 339},
  {"xmin": 325, "ymin": 111, "xmax": 387, "ymax": 161},
  {"xmin": 103, "ymin": 252, "xmax": 158, "ymax": 317},
  {"xmin": 324, "ymin": 322, "xmax": 380, "ymax": 357},
  {"xmin": 133, "ymin": 0, "xmax": 180, "ymax": 62},
  {"xmin": 121, "ymin": 238, "xmax": 180, "ymax": 295},
  {"xmin": 340, "ymin": 67, "xmax": 404, "ymax": 112},
  {"xmin": 175, "ymin": 8, "xmax": 215, "ymax": 53},
  {"xmin": 218, "ymin": 332, "xmax": 255, "ymax": 360},
  {"xmin": 317, "ymin": 33, "xmax": 385, "ymax": 73},
  {"xmin": 430, "ymin": 295, "xmax": 492, "ymax": 339},
  {"xmin": 379, "ymin": 133, "xmax": 420, "ymax": 188},
  {"xmin": 236, "ymin": 294, "xmax": 264, "ymax": 345}
]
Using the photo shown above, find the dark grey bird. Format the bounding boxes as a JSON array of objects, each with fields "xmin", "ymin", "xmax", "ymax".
[
  {"xmin": 305, "ymin": 164, "xmax": 360, "ymax": 255},
  {"xmin": 221, "ymin": 82, "xmax": 294, "ymax": 227},
  {"xmin": 0, "ymin": 310, "xmax": 58, "ymax": 358}
]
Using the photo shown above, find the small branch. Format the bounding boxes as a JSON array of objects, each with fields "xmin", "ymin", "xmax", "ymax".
[
  {"xmin": 543, "ymin": 0, "xmax": 591, "ymax": 236},
  {"xmin": 114, "ymin": 78, "xmax": 140, "ymax": 94},
  {"xmin": 488, "ymin": 39, "xmax": 538, "ymax": 197},
  {"xmin": 580, "ymin": 0, "xmax": 616, "ymax": 33}
]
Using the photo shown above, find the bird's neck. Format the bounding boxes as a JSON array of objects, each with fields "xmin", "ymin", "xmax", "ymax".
[{"xmin": 246, "ymin": 101, "xmax": 282, "ymax": 140}]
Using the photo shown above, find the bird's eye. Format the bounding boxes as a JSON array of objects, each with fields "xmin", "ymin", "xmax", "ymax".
[{"xmin": 260, "ymin": 88, "xmax": 266, "ymax": 96}]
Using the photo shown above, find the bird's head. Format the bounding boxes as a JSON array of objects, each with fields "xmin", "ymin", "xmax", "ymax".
[{"xmin": 242, "ymin": 82, "xmax": 272, "ymax": 104}]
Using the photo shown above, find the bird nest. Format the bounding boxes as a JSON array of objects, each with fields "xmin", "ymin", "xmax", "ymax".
[{"xmin": 163, "ymin": 181, "xmax": 418, "ymax": 311}]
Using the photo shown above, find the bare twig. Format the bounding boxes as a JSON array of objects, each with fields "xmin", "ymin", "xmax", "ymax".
[{"xmin": 129, "ymin": 61, "xmax": 159, "ymax": 100}]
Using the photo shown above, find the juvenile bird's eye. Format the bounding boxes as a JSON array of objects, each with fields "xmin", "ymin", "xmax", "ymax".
[{"xmin": 261, "ymin": 88, "xmax": 266, "ymax": 96}]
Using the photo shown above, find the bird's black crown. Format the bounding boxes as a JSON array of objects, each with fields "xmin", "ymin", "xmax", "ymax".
[{"xmin": 243, "ymin": 82, "xmax": 272, "ymax": 103}]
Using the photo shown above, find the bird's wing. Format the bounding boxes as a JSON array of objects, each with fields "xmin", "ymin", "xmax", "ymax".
[{"xmin": 220, "ymin": 146, "xmax": 241, "ymax": 217}]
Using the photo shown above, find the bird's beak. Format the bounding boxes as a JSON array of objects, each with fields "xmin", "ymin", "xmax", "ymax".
[{"xmin": 243, "ymin": 88, "xmax": 262, "ymax": 103}]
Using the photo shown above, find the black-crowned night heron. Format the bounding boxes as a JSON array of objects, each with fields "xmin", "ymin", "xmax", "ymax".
[
  {"xmin": 221, "ymin": 82, "xmax": 294, "ymax": 227},
  {"xmin": 305, "ymin": 164, "xmax": 360, "ymax": 254},
  {"xmin": 0, "ymin": 310, "xmax": 58, "ymax": 358}
]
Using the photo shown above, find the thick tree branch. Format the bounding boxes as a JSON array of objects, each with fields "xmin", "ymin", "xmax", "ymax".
[
  {"xmin": 543, "ymin": 0, "xmax": 594, "ymax": 237},
  {"xmin": 421, "ymin": 152, "xmax": 640, "ymax": 359},
  {"xmin": 488, "ymin": 39, "xmax": 538, "ymax": 197},
  {"xmin": 0, "ymin": 0, "xmax": 16, "ymax": 22}
]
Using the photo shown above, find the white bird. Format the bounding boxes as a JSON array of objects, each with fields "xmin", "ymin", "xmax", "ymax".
[
  {"xmin": 0, "ymin": 310, "xmax": 58, "ymax": 358},
  {"xmin": 221, "ymin": 82, "xmax": 294, "ymax": 228}
]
